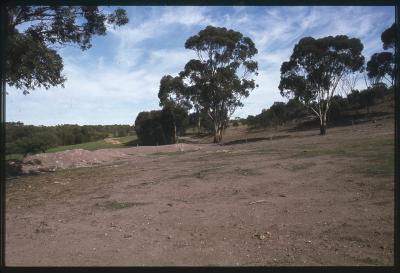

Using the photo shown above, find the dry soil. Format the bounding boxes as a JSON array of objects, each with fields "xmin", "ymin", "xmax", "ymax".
[{"xmin": 5, "ymin": 117, "xmax": 394, "ymax": 266}]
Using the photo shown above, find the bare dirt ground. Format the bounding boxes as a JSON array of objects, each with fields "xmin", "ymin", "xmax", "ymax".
[{"xmin": 6, "ymin": 117, "xmax": 394, "ymax": 266}]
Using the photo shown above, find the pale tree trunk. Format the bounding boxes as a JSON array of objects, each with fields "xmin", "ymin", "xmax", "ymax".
[
  {"xmin": 319, "ymin": 111, "xmax": 327, "ymax": 135},
  {"xmin": 197, "ymin": 116, "xmax": 201, "ymax": 134},
  {"xmin": 174, "ymin": 124, "xmax": 177, "ymax": 143},
  {"xmin": 213, "ymin": 122, "xmax": 223, "ymax": 143},
  {"xmin": 218, "ymin": 124, "xmax": 224, "ymax": 142},
  {"xmin": 173, "ymin": 120, "xmax": 177, "ymax": 144}
]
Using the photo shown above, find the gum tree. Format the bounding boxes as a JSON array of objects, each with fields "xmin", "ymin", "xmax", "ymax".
[
  {"xmin": 5, "ymin": 6, "xmax": 129, "ymax": 94},
  {"xmin": 179, "ymin": 25, "xmax": 259, "ymax": 143},
  {"xmin": 366, "ymin": 23, "xmax": 396, "ymax": 87},
  {"xmin": 158, "ymin": 75, "xmax": 191, "ymax": 143},
  {"xmin": 279, "ymin": 35, "xmax": 364, "ymax": 135},
  {"xmin": 366, "ymin": 52, "xmax": 394, "ymax": 86}
]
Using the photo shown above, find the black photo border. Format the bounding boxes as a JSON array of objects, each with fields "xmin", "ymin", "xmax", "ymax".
[{"xmin": 0, "ymin": 0, "xmax": 398, "ymax": 272}]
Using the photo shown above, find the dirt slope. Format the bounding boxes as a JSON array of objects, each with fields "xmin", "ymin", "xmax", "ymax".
[{"xmin": 20, "ymin": 143, "xmax": 206, "ymax": 174}]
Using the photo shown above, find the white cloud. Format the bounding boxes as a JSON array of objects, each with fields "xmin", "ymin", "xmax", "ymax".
[{"xmin": 109, "ymin": 6, "xmax": 215, "ymax": 69}]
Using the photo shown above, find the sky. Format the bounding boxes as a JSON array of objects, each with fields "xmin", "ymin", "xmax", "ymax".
[{"xmin": 6, "ymin": 6, "xmax": 395, "ymax": 125}]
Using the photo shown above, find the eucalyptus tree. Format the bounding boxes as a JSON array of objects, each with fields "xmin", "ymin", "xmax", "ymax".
[
  {"xmin": 381, "ymin": 23, "xmax": 396, "ymax": 50},
  {"xmin": 178, "ymin": 25, "xmax": 259, "ymax": 143},
  {"xmin": 158, "ymin": 75, "xmax": 191, "ymax": 143},
  {"xmin": 5, "ymin": 6, "xmax": 128, "ymax": 94},
  {"xmin": 366, "ymin": 52, "xmax": 394, "ymax": 86},
  {"xmin": 366, "ymin": 23, "xmax": 396, "ymax": 87},
  {"xmin": 279, "ymin": 35, "xmax": 364, "ymax": 135}
]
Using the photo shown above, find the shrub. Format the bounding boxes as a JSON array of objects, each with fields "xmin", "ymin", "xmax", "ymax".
[
  {"xmin": 6, "ymin": 160, "xmax": 23, "ymax": 177},
  {"xmin": 328, "ymin": 95, "xmax": 350, "ymax": 121},
  {"xmin": 134, "ymin": 108, "xmax": 189, "ymax": 146}
]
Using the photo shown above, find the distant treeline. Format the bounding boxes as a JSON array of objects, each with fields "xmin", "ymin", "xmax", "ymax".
[
  {"xmin": 6, "ymin": 123, "xmax": 134, "ymax": 156},
  {"xmin": 245, "ymin": 84, "xmax": 393, "ymax": 129}
]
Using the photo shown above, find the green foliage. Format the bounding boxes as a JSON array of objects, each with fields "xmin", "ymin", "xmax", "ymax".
[
  {"xmin": 187, "ymin": 110, "xmax": 214, "ymax": 133},
  {"xmin": 5, "ymin": 123, "xmax": 135, "ymax": 156},
  {"xmin": 347, "ymin": 84, "xmax": 387, "ymax": 112},
  {"xmin": 248, "ymin": 83, "xmax": 390, "ymax": 129},
  {"xmin": 6, "ymin": 33, "xmax": 66, "ymax": 94},
  {"xmin": 366, "ymin": 52, "xmax": 394, "ymax": 86},
  {"xmin": 6, "ymin": 6, "xmax": 128, "ymax": 94},
  {"xmin": 137, "ymin": 111, "xmax": 166, "ymax": 146},
  {"xmin": 134, "ymin": 109, "xmax": 189, "ymax": 146},
  {"xmin": 366, "ymin": 23, "xmax": 396, "ymax": 87},
  {"xmin": 246, "ymin": 99, "xmax": 307, "ymax": 128},
  {"xmin": 327, "ymin": 95, "xmax": 350, "ymax": 121}
]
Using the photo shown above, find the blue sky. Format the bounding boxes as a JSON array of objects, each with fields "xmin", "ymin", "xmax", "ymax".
[{"xmin": 6, "ymin": 6, "xmax": 395, "ymax": 125}]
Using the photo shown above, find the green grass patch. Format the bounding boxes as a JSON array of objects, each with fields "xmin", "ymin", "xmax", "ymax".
[
  {"xmin": 6, "ymin": 154, "xmax": 24, "ymax": 161},
  {"xmin": 290, "ymin": 137, "xmax": 394, "ymax": 177},
  {"xmin": 47, "ymin": 140, "xmax": 122, "ymax": 152},
  {"xmin": 117, "ymin": 135, "xmax": 137, "ymax": 143},
  {"xmin": 47, "ymin": 134, "xmax": 138, "ymax": 153}
]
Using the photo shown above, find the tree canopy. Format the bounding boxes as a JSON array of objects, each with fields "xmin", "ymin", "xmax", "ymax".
[
  {"xmin": 279, "ymin": 35, "xmax": 364, "ymax": 135},
  {"xmin": 134, "ymin": 110, "xmax": 188, "ymax": 146},
  {"xmin": 381, "ymin": 23, "xmax": 396, "ymax": 50},
  {"xmin": 5, "ymin": 6, "xmax": 129, "ymax": 94},
  {"xmin": 366, "ymin": 52, "xmax": 394, "ymax": 86},
  {"xmin": 366, "ymin": 23, "xmax": 396, "ymax": 87}
]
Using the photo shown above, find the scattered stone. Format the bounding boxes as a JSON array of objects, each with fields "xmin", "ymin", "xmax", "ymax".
[
  {"xmin": 253, "ymin": 232, "xmax": 271, "ymax": 240},
  {"xmin": 249, "ymin": 199, "xmax": 267, "ymax": 205}
]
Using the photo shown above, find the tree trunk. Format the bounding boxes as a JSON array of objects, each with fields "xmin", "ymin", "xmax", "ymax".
[
  {"xmin": 319, "ymin": 114, "xmax": 327, "ymax": 135},
  {"xmin": 197, "ymin": 116, "xmax": 201, "ymax": 135},
  {"xmin": 173, "ymin": 123, "xmax": 177, "ymax": 143},
  {"xmin": 319, "ymin": 123, "xmax": 326, "ymax": 135},
  {"xmin": 213, "ymin": 123, "xmax": 223, "ymax": 143},
  {"xmin": 213, "ymin": 131, "xmax": 220, "ymax": 143},
  {"xmin": 218, "ymin": 126, "xmax": 223, "ymax": 142}
]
